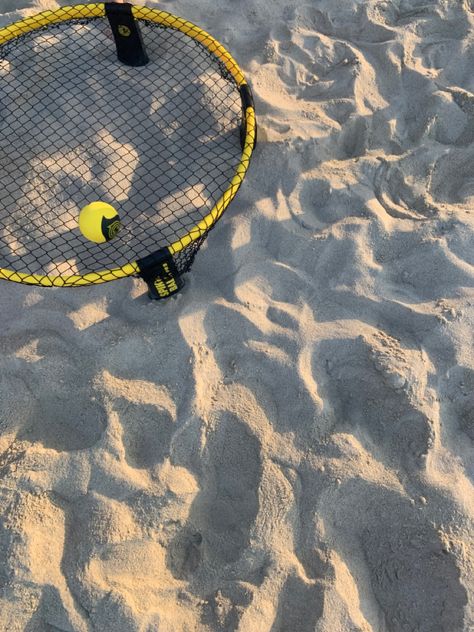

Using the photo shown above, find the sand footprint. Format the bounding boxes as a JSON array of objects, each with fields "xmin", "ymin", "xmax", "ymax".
[
  {"xmin": 291, "ymin": 168, "xmax": 371, "ymax": 232},
  {"xmin": 294, "ymin": 2, "xmax": 395, "ymax": 43},
  {"xmin": 429, "ymin": 144, "xmax": 474, "ymax": 205},
  {"xmin": 271, "ymin": 19, "xmax": 360, "ymax": 104},
  {"xmin": 24, "ymin": 393, "xmax": 107, "ymax": 452},
  {"xmin": 179, "ymin": 413, "xmax": 262, "ymax": 577},
  {"xmin": 373, "ymin": 151, "xmax": 441, "ymax": 221},
  {"xmin": 445, "ymin": 366, "xmax": 474, "ymax": 442},
  {"xmin": 116, "ymin": 401, "xmax": 174, "ymax": 470},
  {"xmin": 202, "ymin": 300, "xmax": 325, "ymax": 441},
  {"xmin": 0, "ymin": 371, "xmax": 34, "ymax": 454},
  {"xmin": 370, "ymin": 223, "xmax": 474, "ymax": 302},
  {"xmin": 270, "ymin": 573, "xmax": 324, "ymax": 632},
  {"xmin": 7, "ymin": 332, "xmax": 108, "ymax": 452},
  {"xmin": 100, "ymin": 371, "xmax": 177, "ymax": 470},
  {"xmin": 0, "ymin": 490, "xmax": 90, "ymax": 631},
  {"xmin": 201, "ymin": 582, "xmax": 253, "ymax": 632},
  {"xmin": 313, "ymin": 330, "xmax": 434, "ymax": 469},
  {"xmin": 320, "ymin": 481, "xmax": 467, "ymax": 632}
]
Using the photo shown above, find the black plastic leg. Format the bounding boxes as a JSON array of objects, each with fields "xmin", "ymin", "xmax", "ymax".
[
  {"xmin": 137, "ymin": 249, "xmax": 184, "ymax": 300},
  {"xmin": 105, "ymin": 2, "xmax": 149, "ymax": 67}
]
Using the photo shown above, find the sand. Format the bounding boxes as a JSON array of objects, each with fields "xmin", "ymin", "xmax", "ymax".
[{"xmin": 0, "ymin": 0, "xmax": 473, "ymax": 630}]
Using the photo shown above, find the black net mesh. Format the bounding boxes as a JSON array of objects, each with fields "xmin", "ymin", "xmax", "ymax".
[{"xmin": 0, "ymin": 12, "xmax": 243, "ymax": 285}]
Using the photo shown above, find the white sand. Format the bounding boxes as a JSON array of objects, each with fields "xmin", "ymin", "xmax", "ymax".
[{"xmin": 0, "ymin": 0, "xmax": 473, "ymax": 630}]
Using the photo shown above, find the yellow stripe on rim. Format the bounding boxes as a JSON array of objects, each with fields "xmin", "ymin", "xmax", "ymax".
[
  {"xmin": 169, "ymin": 106, "xmax": 256, "ymax": 255},
  {"xmin": 0, "ymin": 4, "xmax": 256, "ymax": 286},
  {"xmin": 0, "ymin": 4, "xmax": 105, "ymax": 45},
  {"xmin": 0, "ymin": 263, "xmax": 140, "ymax": 287}
]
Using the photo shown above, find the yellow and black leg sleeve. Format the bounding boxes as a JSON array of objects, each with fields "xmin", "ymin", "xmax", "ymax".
[
  {"xmin": 137, "ymin": 249, "xmax": 184, "ymax": 300},
  {"xmin": 105, "ymin": 2, "xmax": 149, "ymax": 67}
]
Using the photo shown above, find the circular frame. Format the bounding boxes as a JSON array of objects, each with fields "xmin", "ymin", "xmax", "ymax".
[{"xmin": 0, "ymin": 3, "xmax": 256, "ymax": 286}]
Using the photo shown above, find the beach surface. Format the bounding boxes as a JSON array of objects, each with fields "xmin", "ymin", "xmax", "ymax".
[{"xmin": 0, "ymin": 0, "xmax": 473, "ymax": 630}]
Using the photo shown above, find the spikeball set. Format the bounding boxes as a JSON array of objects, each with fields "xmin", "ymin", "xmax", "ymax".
[{"xmin": 0, "ymin": 3, "xmax": 256, "ymax": 299}]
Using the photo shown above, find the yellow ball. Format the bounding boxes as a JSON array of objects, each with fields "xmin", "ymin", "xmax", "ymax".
[{"xmin": 78, "ymin": 201, "xmax": 121, "ymax": 244}]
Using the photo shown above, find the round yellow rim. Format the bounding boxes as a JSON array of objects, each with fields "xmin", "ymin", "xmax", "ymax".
[{"xmin": 0, "ymin": 3, "xmax": 256, "ymax": 287}]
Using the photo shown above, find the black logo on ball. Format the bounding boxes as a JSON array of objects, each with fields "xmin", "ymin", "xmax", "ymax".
[{"xmin": 101, "ymin": 215, "xmax": 121, "ymax": 242}]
